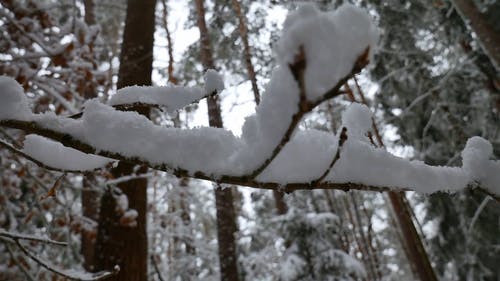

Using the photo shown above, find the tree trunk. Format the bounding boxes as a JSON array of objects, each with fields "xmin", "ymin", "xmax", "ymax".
[
  {"xmin": 160, "ymin": 0, "xmax": 178, "ymax": 84},
  {"xmin": 93, "ymin": 0, "xmax": 156, "ymax": 280},
  {"xmin": 81, "ymin": 174, "xmax": 99, "ymax": 271},
  {"xmin": 230, "ymin": 0, "xmax": 259, "ymax": 105},
  {"xmin": 83, "ymin": 0, "xmax": 96, "ymax": 26},
  {"xmin": 452, "ymin": 0, "xmax": 500, "ymax": 70},
  {"xmin": 388, "ymin": 192, "xmax": 437, "ymax": 281},
  {"xmin": 349, "ymin": 80, "xmax": 438, "ymax": 281},
  {"xmin": 80, "ymin": 0, "xmax": 99, "ymax": 271},
  {"xmin": 194, "ymin": 1, "xmax": 240, "ymax": 280}
]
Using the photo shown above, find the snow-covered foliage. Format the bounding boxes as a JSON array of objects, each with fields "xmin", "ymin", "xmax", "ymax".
[{"xmin": 278, "ymin": 210, "xmax": 365, "ymax": 281}]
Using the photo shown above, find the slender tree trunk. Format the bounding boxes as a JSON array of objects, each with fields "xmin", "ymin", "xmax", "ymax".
[
  {"xmin": 160, "ymin": 0, "xmax": 177, "ymax": 84},
  {"xmin": 230, "ymin": 0, "xmax": 288, "ymax": 215},
  {"xmin": 93, "ymin": 0, "xmax": 156, "ymax": 280},
  {"xmin": 230, "ymin": 0, "xmax": 259, "ymax": 105},
  {"xmin": 81, "ymin": 174, "xmax": 99, "ymax": 271},
  {"xmin": 349, "ymin": 79, "xmax": 438, "ymax": 281},
  {"xmin": 452, "ymin": 0, "xmax": 500, "ymax": 70},
  {"xmin": 83, "ymin": 0, "xmax": 96, "ymax": 26},
  {"xmin": 194, "ymin": 1, "xmax": 240, "ymax": 280},
  {"xmin": 80, "ymin": 0, "xmax": 99, "ymax": 271},
  {"xmin": 388, "ymin": 192, "xmax": 437, "ymax": 281}
]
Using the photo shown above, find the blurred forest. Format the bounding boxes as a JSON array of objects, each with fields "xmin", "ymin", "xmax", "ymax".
[{"xmin": 0, "ymin": 0, "xmax": 499, "ymax": 280}]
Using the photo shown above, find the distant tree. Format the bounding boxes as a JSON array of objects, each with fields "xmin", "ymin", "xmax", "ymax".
[
  {"xmin": 92, "ymin": 0, "xmax": 156, "ymax": 280},
  {"xmin": 194, "ymin": 1, "xmax": 240, "ymax": 280}
]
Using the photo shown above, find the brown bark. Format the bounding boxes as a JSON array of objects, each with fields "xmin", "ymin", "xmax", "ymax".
[
  {"xmin": 388, "ymin": 192, "xmax": 437, "ymax": 281},
  {"xmin": 452, "ymin": 0, "xmax": 500, "ymax": 70},
  {"xmin": 179, "ymin": 182, "xmax": 195, "ymax": 255},
  {"xmin": 194, "ymin": 1, "xmax": 240, "ymax": 280},
  {"xmin": 160, "ymin": 0, "xmax": 177, "ymax": 84},
  {"xmin": 80, "ymin": 0, "xmax": 99, "ymax": 270},
  {"xmin": 83, "ymin": 0, "xmax": 96, "ymax": 26},
  {"xmin": 95, "ymin": 163, "xmax": 148, "ymax": 281},
  {"xmin": 273, "ymin": 190, "xmax": 288, "ymax": 215},
  {"xmin": 231, "ymin": 0, "xmax": 260, "ymax": 105},
  {"xmin": 93, "ymin": 0, "xmax": 156, "ymax": 280},
  {"xmin": 81, "ymin": 174, "xmax": 99, "ymax": 271}
]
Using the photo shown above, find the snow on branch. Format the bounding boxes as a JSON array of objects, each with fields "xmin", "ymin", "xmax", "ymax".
[{"xmin": 0, "ymin": 4, "xmax": 499, "ymax": 200}]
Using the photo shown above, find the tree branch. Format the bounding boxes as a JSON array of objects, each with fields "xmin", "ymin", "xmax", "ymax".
[
  {"xmin": 0, "ymin": 229, "xmax": 67, "ymax": 246},
  {"xmin": 248, "ymin": 46, "xmax": 369, "ymax": 179},
  {"xmin": 0, "ymin": 229, "xmax": 119, "ymax": 280},
  {"xmin": 0, "ymin": 138, "xmax": 88, "ymax": 173},
  {"xmin": 0, "ymin": 45, "xmax": 497, "ymax": 202}
]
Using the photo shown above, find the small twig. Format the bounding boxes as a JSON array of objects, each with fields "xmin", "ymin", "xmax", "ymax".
[
  {"xmin": 14, "ymin": 238, "xmax": 119, "ymax": 281},
  {"xmin": 39, "ymin": 173, "xmax": 66, "ymax": 201},
  {"xmin": 312, "ymin": 127, "xmax": 348, "ymax": 185},
  {"xmin": 468, "ymin": 195, "xmax": 492, "ymax": 234},
  {"xmin": 0, "ymin": 229, "xmax": 67, "ymax": 246},
  {"xmin": 150, "ymin": 255, "xmax": 166, "ymax": 281},
  {"xmin": 4, "ymin": 241, "xmax": 37, "ymax": 281}
]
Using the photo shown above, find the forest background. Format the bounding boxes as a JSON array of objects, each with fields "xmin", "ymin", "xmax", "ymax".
[{"xmin": 0, "ymin": 0, "xmax": 499, "ymax": 280}]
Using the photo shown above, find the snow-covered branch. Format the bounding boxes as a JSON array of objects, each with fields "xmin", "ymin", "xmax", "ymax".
[{"xmin": 0, "ymin": 4, "xmax": 499, "ymax": 200}]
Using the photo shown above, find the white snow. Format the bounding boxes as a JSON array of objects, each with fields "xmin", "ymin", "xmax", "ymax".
[
  {"xmin": 235, "ymin": 66, "xmax": 300, "ymax": 172},
  {"xmin": 341, "ymin": 102, "xmax": 373, "ymax": 139},
  {"xmin": 0, "ymin": 5, "xmax": 498, "ymax": 197},
  {"xmin": 119, "ymin": 209, "xmax": 138, "ymax": 228},
  {"xmin": 115, "ymin": 192, "xmax": 129, "ymax": 215},
  {"xmin": 107, "ymin": 69, "xmax": 224, "ymax": 113},
  {"xmin": 256, "ymin": 130, "xmax": 338, "ymax": 183},
  {"xmin": 0, "ymin": 76, "xmax": 32, "ymax": 121},
  {"xmin": 22, "ymin": 134, "xmax": 111, "ymax": 171},
  {"xmin": 326, "ymin": 139, "xmax": 470, "ymax": 193},
  {"xmin": 204, "ymin": 69, "xmax": 224, "ymax": 94},
  {"xmin": 461, "ymin": 136, "xmax": 500, "ymax": 195},
  {"xmin": 327, "ymin": 103, "xmax": 471, "ymax": 193},
  {"xmin": 275, "ymin": 4, "xmax": 379, "ymax": 101},
  {"xmin": 108, "ymin": 85, "xmax": 206, "ymax": 113},
  {"xmin": 80, "ymin": 100, "xmax": 240, "ymax": 174},
  {"xmin": 280, "ymin": 252, "xmax": 306, "ymax": 281}
]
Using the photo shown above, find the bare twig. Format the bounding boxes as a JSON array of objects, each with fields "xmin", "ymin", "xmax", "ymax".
[
  {"xmin": 14, "ymin": 239, "xmax": 119, "ymax": 281},
  {"xmin": 311, "ymin": 127, "xmax": 348, "ymax": 185},
  {"xmin": 0, "ymin": 229, "xmax": 67, "ymax": 246},
  {"xmin": 4, "ymin": 242, "xmax": 37, "ymax": 281},
  {"xmin": 150, "ymin": 255, "xmax": 166, "ymax": 281}
]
